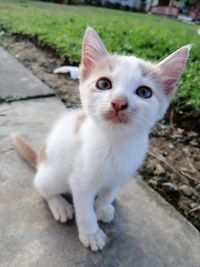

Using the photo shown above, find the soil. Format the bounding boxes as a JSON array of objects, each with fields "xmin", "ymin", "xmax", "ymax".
[{"xmin": 1, "ymin": 32, "xmax": 200, "ymax": 231}]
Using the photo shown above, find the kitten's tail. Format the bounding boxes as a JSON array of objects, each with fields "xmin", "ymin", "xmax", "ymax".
[{"xmin": 11, "ymin": 133, "xmax": 37, "ymax": 169}]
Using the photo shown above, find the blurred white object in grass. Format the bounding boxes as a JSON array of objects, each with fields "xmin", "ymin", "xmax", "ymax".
[
  {"xmin": 177, "ymin": 15, "xmax": 195, "ymax": 24},
  {"xmin": 53, "ymin": 66, "xmax": 79, "ymax": 80}
]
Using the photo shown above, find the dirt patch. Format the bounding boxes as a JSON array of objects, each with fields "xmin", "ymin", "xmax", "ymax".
[
  {"xmin": 1, "ymin": 33, "xmax": 200, "ymax": 230},
  {"xmin": 142, "ymin": 125, "xmax": 200, "ymax": 230}
]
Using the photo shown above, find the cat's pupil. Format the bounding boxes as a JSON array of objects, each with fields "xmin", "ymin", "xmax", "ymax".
[
  {"xmin": 141, "ymin": 89, "xmax": 146, "ymax": 96},
  {"xmin": 102, "ymin": 81, "xmax": 108, "ymax": 88}
]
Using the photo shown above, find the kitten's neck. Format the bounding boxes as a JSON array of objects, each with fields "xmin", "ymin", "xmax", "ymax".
[{"xmin": 86, "ymin": 115, "xmax": 149, "ymax": 141}]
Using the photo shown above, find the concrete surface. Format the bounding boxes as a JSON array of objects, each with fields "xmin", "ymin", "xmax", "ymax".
[
  {"xmin": 0, "ymin": 49, "xmax": 200, "ymax": 267},
  {"xmin": 0, "ymin": 48, "xmax": 54, "ymax": 101}
]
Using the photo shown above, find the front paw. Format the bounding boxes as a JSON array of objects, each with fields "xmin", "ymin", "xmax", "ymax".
[
  {"xmin": 96, "ymin": 204, "xmax": 115, "ymax": 223},
  {"xmin": 79, "ymin": 229, "xmax": 107, "ymax": 251},
  {"xmin": 47, "ymin": 196, "xmax": 73, "ymax": 223}
]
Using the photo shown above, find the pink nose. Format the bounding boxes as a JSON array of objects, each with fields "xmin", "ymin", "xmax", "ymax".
[{"xmin": 111, "ymin": 97, "xmax": 128, "ymax": 112}]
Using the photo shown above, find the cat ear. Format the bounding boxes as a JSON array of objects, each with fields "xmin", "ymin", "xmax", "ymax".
[
  {"xmin": 80, "ymin": 27, "xmax": 108, "ymax": 80},
  {"xmin": 157, "ymin": 45, "xmax": 191, "ymax": 99}
]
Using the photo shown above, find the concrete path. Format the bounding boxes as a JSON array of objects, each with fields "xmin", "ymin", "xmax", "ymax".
[
  {"xmin": 0, "ymin": 48, "xmax": 200, "ymax": 267},
  {"xmin": 0, "ymin": 47, "xmax": 54, "ymax": 101}
]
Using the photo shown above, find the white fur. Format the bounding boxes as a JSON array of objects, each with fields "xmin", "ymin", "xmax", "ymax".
[
  {"xmin": 33, "ymin": 27, "xmax": 190, "ymax": 251},
  {"xmin": 34, "ymin": 110, "xmax": 148, "ymax": 250}
]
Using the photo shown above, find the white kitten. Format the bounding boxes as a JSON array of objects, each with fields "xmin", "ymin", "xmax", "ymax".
[{"xmin": 12, "ymin": 27, "xmax": 190, "ymax": 251}]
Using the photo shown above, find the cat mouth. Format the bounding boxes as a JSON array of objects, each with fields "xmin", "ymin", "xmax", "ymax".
[{"xmin": 104, "ymin": 110, "xmax": 130, "ymax": 124}]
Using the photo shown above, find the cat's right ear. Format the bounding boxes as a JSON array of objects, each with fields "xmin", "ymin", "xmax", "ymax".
[{"xmin": 80, "ymin": 27, "xmax": 108, "ymax": 80}]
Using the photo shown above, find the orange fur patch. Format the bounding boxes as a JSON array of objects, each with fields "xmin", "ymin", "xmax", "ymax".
[
  {"xmin": 12, "ymin": 136, "xmax": 37, "ymax": 169},
  {"xmin": 38, "ymin": 144, "xmax": 47, "ymax": 164},
  {"xmin": 75, "ymin": 113, "xmax": 86, "ymax": 134}
]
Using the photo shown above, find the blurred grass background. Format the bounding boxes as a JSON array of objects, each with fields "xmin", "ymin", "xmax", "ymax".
[{"xmin": 0, "ymin": 0, "xmax": 199, "ymax": 111}]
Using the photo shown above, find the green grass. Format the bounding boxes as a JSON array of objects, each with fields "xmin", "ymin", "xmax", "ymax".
[{"xmin": 0, "ymin": 0, "xmax": 200, "ymax": 111}]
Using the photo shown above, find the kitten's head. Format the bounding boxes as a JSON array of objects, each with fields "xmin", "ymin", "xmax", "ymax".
[{"xmin": 79, "ymin": 27, "xmax": 190, "ymax": 133}]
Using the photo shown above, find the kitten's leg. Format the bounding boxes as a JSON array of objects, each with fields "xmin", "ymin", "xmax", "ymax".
[
  {"xmin": 95, "ymin": 187, "xmax": 118, "ymax": 223},
  {"xmin": 70, "ymin": 179, "xmax": 106, "ymax": 251},
  {"xmin": 34, "ymin": 166, "xmax": 73, "ymax": 223}
]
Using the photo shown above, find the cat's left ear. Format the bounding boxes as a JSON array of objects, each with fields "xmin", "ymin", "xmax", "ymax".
[
  {"xmin": 157, "ymin": 45, "xmax": 191, "ymax": 100},
  {"xmin": 80, "ymin": 27, "xmax": 108, "ymax": 80}
]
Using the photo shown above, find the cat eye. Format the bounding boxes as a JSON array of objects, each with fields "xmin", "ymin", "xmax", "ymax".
[
  {"xmin": 96, "ymin": 78, "xmax": 112, "ymax": 90},
  {"xmin": 136, "ymin": 86, "xmax": 152, "ymax": 99}
]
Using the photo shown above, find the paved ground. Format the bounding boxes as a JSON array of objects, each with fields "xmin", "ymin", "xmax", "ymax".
[
  {"xmin": 0, "ymin": 47, "xmax": 200, "ymax": 267},
  {"xmin": 0, "ymin": 48, "xmax": 54, "ymax": 101}
]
